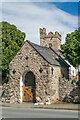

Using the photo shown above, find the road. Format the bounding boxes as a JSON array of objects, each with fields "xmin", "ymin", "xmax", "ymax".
[{"xmin": 1, "ymin": 107, "xmax": 79, "ymax": 118}]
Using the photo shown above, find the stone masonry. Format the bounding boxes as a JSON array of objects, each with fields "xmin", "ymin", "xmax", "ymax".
[
  {"xmin": 40, "ymin": 28, "xmax": 61, "ymax": 50},
  {"xmin": 59, "ymin": 77, "xmax": 80, "ymax": 103},
  {"xmin": 2, "ymin": 41, "xmax": 61, "ymax": 103}
]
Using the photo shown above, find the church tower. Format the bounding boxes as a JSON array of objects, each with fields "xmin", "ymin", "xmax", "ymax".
[{"xmin": 40, "ymin": 28, "xmax": 61, "ymax": 50}]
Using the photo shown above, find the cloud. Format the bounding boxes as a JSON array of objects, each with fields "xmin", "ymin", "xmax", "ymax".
[
  {"xmin": 0, "ymin": 3, "xmax": 2, "ymax": 21},
  {"xmin": 2, "ymin": 2, "xmax": 78, "ymax": 44},
  {"xmin": 1, "ymin": 0, "xmax": 79, "ymax": 2}
]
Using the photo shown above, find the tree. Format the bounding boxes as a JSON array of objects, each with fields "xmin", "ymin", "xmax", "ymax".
[
  {"xmin": 60, "ymin": 28, "xmax": 80, "ymax": 67},
  {"xmin": 0, "ymin": 21, "xmax": 25, "ymax": 83}
]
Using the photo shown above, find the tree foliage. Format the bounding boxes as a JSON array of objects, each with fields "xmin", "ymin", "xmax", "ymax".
[
  {"xmin": 0, "ymin": 21, "xmax": 25, "ymax": 83},
  {"xmin": 60, "ymin": 28, "xmax": 80, "ymax": 67}
]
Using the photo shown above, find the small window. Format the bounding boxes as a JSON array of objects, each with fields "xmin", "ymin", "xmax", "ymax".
[
  {"xmin": 39, "ymin": 68, "xmax": 43, "ymax": 73},
  {"xmin": 46, "ymin": 69, "xmax": 48, "ymax": 74},
  {"xmin": 62, "ymin": 74, "xmax": 64, "ymax": 78},
  {"xmin": 12, "ymin": 70, "xmax": 16, "ymax": 74},
  {"xmin": 49, "ymin": 43, "xmax": 52, "ymax": 47},
  {"xmin": 26, "ymin": 56, "xmax": 28, "ymax": 60},
  {"xmin": 50, "ymin": 37, "xmax": 53, "ymax": 40}
]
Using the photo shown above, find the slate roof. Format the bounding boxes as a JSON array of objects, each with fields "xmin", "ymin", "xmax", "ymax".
[{"xmin": 27, "ymin": 40, "xmax": 69, "ymax": 67}]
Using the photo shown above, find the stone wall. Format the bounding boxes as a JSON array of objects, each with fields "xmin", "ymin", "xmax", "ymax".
[
  {"xmin": 1, "ymin": 40, "xmax": 71, "ymax": 104},
  {"xmin": 49, "ymin": 66, "xmax": 61, "ymax": 103},
  {"xmin": 2, "ymin": 41, "xmax": 60, "ymax": 104},
  {"xmin": 40, "ymin": 28, "xmax": 61, "ymax": 50},
  {"xmin": 59, "ymin": 77, "xmax": 80, "ymax": 103}
]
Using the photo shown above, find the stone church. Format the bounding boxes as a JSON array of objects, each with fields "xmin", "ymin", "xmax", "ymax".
[{"xmin": 2, "ymin": 28, "xmax": 72, "ymax": 104}]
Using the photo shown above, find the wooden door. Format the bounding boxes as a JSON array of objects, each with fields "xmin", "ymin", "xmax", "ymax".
[
  {"xmin": 23, "ymin": 71, "xmax": 36, "ymax": 102},
  {"xmin": 23, "ymin": 84, "xmax": 36, "ymax": 102}
]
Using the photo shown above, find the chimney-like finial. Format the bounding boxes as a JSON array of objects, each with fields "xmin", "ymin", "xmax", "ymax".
[
  {"xmin": 43, "ymin": 27, "xmax": 46, "ymax": 33},
  {"xmin": 40, "ymin": 27, "xmax": 46, "ymax": 34}
]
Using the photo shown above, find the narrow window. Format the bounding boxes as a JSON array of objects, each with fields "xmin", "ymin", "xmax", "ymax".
[
  {"xmin": 51, "ymin": 67, "xmax": 54, "ymax": 74},
  {"xmin": 49, "ymin": 43, "xmax": 52, "ymax": 47}
]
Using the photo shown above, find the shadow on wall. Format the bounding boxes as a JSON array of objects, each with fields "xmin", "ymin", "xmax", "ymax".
[
  {"xmin": 59, "ymin": 77, "xmax": 80, "ymax": 103},
  {"xmin": 61, "ymin": 67, "xmax": 69, "ymax": 80},
  {"xmin": 62, "ymin": 86, "xmax": 80, "ymax": 103},
  {"xmin": 56, "ymin": 58, "xmax": 69, "ymax": 80}
]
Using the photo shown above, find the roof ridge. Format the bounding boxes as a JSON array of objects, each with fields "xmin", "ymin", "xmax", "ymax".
[{"xmin": 26, "ymin": 40, "xmax": 49, "ymax": 49}]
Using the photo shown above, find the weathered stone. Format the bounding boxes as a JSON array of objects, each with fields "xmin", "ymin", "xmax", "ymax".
[
  {"xmin": 59, "ymin": 77, "xmax": 80, "ymax": 103},
  {"xmin": 34, "ymin": 103, "xmax": 39, "ymax": 105},
  {"xmin": 39, "ymin": 103, "xmax": 44, "ymax": 105},
  {"xmin": 36, "ymin": 97, "xmax": 41, "ymax": 103},
  {"xmin": 40, "ymin": 28, "xmax": 61, "ymax": 50},
  {"xmin": 46, "ymin": 102, "xmax": 51, "ymax": 105},
  {"xmin": 2, "ymin": 98, "xmax": 6, "ymax": 102}
]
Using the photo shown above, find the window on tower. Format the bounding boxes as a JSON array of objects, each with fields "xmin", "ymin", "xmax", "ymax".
[{"xmin": 49, "ymin": 43, "xmax": 52, "ymax": 47}]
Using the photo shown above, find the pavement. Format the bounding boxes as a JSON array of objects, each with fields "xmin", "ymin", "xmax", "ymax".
[{"xmin": 0, "ymin": 102, "xmax": 80, "ymax": 111}]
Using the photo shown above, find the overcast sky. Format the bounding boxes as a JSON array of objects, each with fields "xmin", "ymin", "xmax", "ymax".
[{"xmin": 0, "ymin": 1, "xmax": 79, "ymax": 44}]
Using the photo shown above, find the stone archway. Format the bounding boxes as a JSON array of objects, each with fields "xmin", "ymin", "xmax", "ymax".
[
  {"xmin": 24, "ymin": 71, "xmax": 35, "ymax": 87},
  {"xmin": 20, "ymin": 71, "xmax": 36, "ymax": 103}
]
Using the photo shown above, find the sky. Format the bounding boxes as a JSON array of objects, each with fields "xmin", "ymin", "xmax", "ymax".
[{"xmin": 0, "ymin": 1, "xmax": 79, "ymax": 44}]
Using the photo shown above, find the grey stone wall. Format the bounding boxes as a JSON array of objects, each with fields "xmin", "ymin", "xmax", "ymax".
[
  {"xmin": 59, "ymin": 77, "xmax": 80, "ymax": 103},
  {"xmin": 49, "ymin": 66, "xmax": 61, "ymax": 103},
  {"xmin": 40, "ymin": 28, "xmax": 61, "ymax": 50},
  {"xmin": 1, "ymin": 41, "xmax": 71, "ymax": 104},
  {"xmin": 2, "ymin": 41, "xmax": 60, "ymax": 104}
]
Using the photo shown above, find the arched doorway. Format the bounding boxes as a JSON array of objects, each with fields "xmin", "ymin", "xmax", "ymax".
[{"xmin": 23, "ymin": 71, "xmax": 36, "ymax": 103}]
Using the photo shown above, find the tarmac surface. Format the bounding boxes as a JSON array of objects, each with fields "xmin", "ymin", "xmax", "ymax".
[
  {"xmin": 2, "ymin": 107, "xmax": 79, "ymax": 118},
  {"xmin": 0, "ymin": 102, "xmax": 80, "ymax": 119}
]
